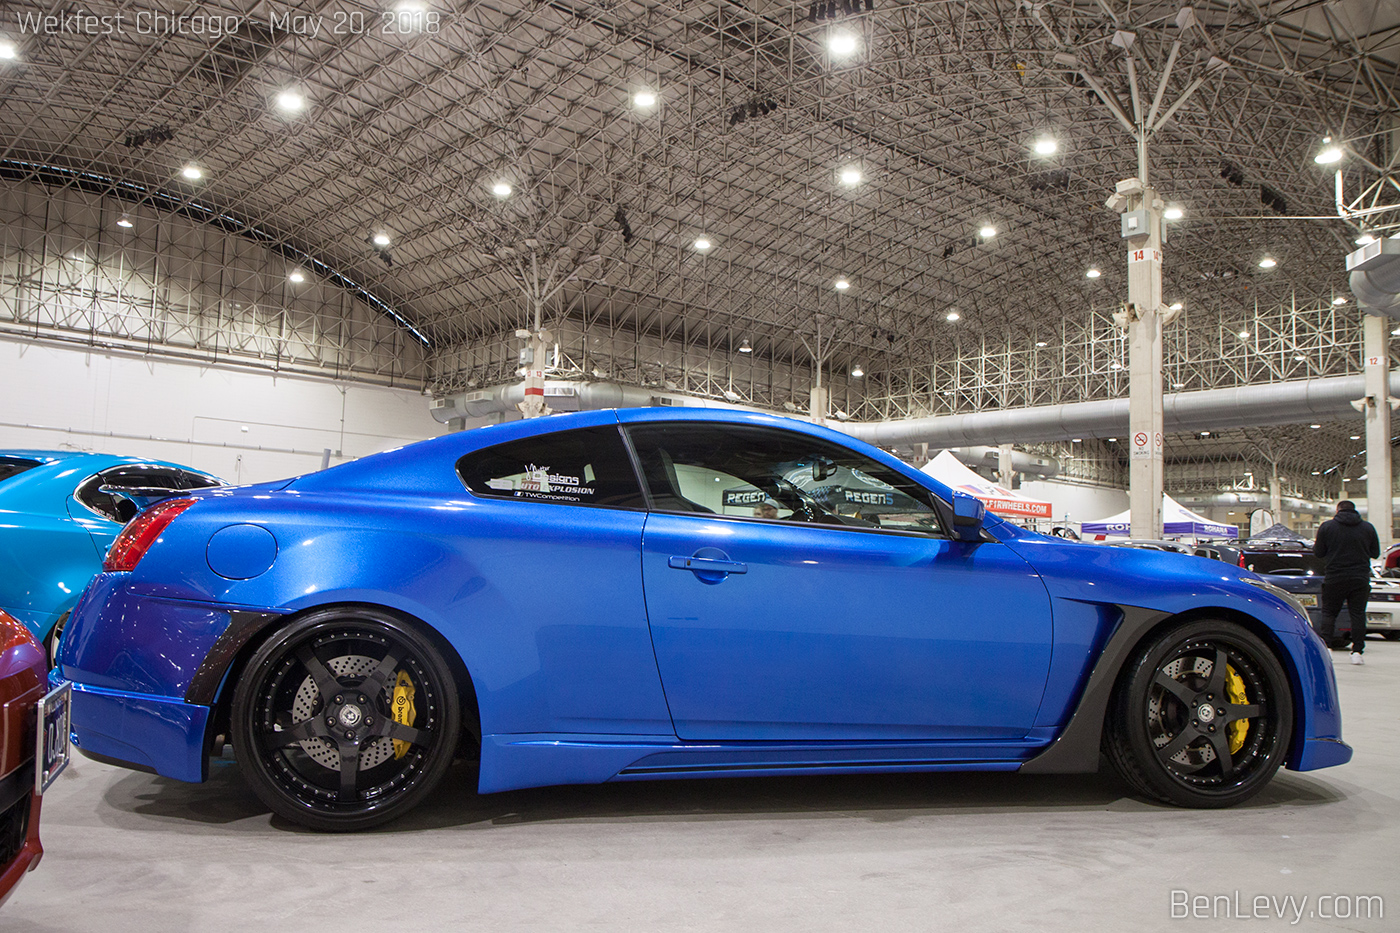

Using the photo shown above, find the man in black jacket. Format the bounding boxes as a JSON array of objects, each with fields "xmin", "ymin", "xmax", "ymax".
[{"xmin": 1313, "ymin": 500, "xmax": 1381, "ymax": 664}]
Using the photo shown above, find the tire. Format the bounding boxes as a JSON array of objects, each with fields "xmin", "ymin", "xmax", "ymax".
[
  {"xmin": 1105, "ymin": 619, "xmax": 1293, "ymax": 808},
  {"xmin": 231, "ymin": 607, "xmax": 460, "ymax": 831},
  {"xmin": 1384, "ymin": 632, "xmax": 1400, "ymax": 642},
  {"xmin": 46, "ymin": 611, "xmax": 69, "ymax": 668}
]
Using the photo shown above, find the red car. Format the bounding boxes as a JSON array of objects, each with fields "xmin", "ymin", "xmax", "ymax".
[{"xmin": 0, "ymin": 610, "xmax": 55, "ymax": 907}]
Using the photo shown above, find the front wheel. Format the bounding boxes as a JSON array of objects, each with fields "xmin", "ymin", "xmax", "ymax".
[
  {"xmin": 231, "ymin": 608, "xmax": 460, "ymax": 831},
  {"xmin": 1105, "ymin": 620, "xmax": 1293, "ymax": 808}
]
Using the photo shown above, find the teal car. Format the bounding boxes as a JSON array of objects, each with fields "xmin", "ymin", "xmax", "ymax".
[{"xmin": 0, "ymin": 451, "xmax": 220, "ymax": 661}]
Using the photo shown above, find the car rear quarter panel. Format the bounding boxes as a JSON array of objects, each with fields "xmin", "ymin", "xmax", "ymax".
[{"xmin": 62, "ymin": 487, "xmax": 676, "ymax": 739}]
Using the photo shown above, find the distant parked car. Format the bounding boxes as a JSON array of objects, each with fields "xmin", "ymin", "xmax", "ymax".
[
  {"xmin": 0, "ymin": 451, "xmax": 221, "ymax": 661},
  {"xmin": 1100, "ymin": 538, "xmax": 1193, "ymax": 554},
  {"xmin": 0, "ymin": 609, "xmax": 57, "ymax": 907}
]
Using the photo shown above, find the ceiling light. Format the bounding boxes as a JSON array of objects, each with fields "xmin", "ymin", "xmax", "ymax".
[
  {"xmin": 1350, "ymin": 435, "xmax": 1361, "ymax": 440},
  {"xmin": 275, "ymin": 90, "xmax": 304, "ymax": 112},
  {"xmin": 1238, "ymin": 330, "xmax": 1249, "ymax": 339},
  {"xmin": 288, "ymin": 270, "xmax": 305, "ymax": 283},
  {"xmin": 851, "ymin": 364, "xmax": 864, "ymax": 378},
  {"xmin": 1200, "ymin": 431, "xmax": 1210, "ymax": 437},
  {"xmin": 834, "ymin": 278, "xmax": 850, "ymax": 290},
  {"xmin": 1294, "ymin": 354, "xmax": 1307, "ymax": 362},
  {"xmin": 946, "ymin": 311, "xmax": 960, "ymax": 322},
  {"xmin": 828, "ymin": 32, "xmax": 858, "ymax": 56},
  {"xmin": 1164, "ymin": 206, "xmax": 1184, "ymax": 221},
  {"xmin": 180, "ymin": 165, "xmax": 203, "ymax": 181},
  {"xmin": 1110, "ymin": 361, "xmax": 1122, "ymax": 370},
  {"xmin": 1332, "ymin": 296, "xmax": 1347, "ymax": 305},
  {"xmin": 0, "ymin": 40, "xmax": 17, "ymax": 60},
  {"xmin": 1169, "ymin": 302, "xmax": 1183, "ymax": 311},
  {"xmin": 839, "ymin": 167, "xmax": 862, "ymax": 186},
  {"xmin": 1108, "ymin": 438, "xmax": 1117, "ymax": 442},
  {"xmin": 693, "ymin": 237, "xmax": 712, "ymax": 252},
  {"xmin": 634, "ymin": 91, "xmax": 656, "ymax": 108},
  {"xmin": 979, "ymin": 225, "xmax": 997, "ymax": 239},
  {"xmin": 397, "ymin": 0, "xmax": 426, "ymax": 11},
  {"xmin": 1393, "ymin": 328, "xmax": 1400, "ymax": 336},
  {"xmin": 1085, "ymin": 268, "xmax": 1101, "ymax": 279},
  {"xmin": 1172, "ymin": 382, "xmax": 1185, "ymax": 388},
  {"xmin": 1356, "ymin": 234, "xmax": 1375, "ymax": 245},
  {"xmin": 1036, "ymin": 341, "xmax": 1048, "ymax": 347},
  {"xmin": 1258, "ymin": 257, "xmax": 1276, "ymax": 269},
  {"xmin": 116, "ymin": 214, "xmax": 133, "ymax": 229},
  {"xmin": 738, "ymin": 338, "xmax": 752, "ymax": 353},
  {"xmin": 1314, "ymin": 144, "xmax": 1343, "ymax": 165},
  {"xmin": 1311, "ymin": 470, "xmax": 1321, "ymax": 475},
  {"xmin": 372, "ymin": 233, "xmax": 391, "ymax": 247},
  {"xmin": 1072, "ymin": 438, "xmax": 1081, "ymax": 443},
  {"xmin": 1310, "ymin": 424, "xmax": 1321, "ymax": 429},
  {"xmin": 492, "ymin": 182, "xmax": 512, "ymax": 198},
  {"xmin": 1033, "ymin": 138, "xmax": 1058, "ymax": 156}
]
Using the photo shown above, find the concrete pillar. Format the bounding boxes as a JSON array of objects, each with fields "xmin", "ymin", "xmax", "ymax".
[
  {"xmin": 1363, "ymin": 314, "xmax": 1393, "ymax": 551},
  {"xmin": 1126, "ymin": 187, "xmax": 1165, "ymax": 539},
  {"xmin": 1270, "ymin": 463, "xmax": 1282, "ymax": 528},
  {"xmin": 998, "ymin": 443, "xmax": 1016, "ymax": 489},
  {"xmin": 809, "ymin": 385, "xmax": 829, "ymax": 424}
]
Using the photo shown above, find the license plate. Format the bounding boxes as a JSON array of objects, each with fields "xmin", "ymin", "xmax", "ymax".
[
  {"xmin": 36, "ymin": 682, "xmax": 72, "ymax": 795},
  {"xmin": 1367, "ymin": 613, "xmax": 1391, "ymax": 623},
  {"xmin": 1297, "ymin": 595, "xmax": 1317, "ymax": 607}
]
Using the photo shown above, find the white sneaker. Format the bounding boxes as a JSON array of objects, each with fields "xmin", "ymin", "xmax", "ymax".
[{"xmin": 1350, "ymin": 652, "xmax": 1364, "ymax": 665}]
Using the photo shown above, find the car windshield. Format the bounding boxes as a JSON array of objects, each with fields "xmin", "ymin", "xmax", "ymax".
[{"xmin": 0, "ymin": 457, "xmax": 41, "ymax": 483}]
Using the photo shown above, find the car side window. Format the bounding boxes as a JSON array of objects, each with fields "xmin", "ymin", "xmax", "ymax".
[
  {"xmin": 457, "ymin": 425, "xmax": 647, "ymax": 509},
  {"xmin": 74, "ymin": 466, "xmax": 221, "ymax": 524},
  {"xmin": 626, "ymin": 423, "xmax": 948, "ymax": 536}
]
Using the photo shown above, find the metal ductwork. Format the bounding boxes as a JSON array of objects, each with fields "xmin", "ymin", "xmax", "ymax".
[
  {"xmin": 1173, "ymin": 492, "xmax": 1332, "ymax": 518},
  {"xmin": 948, "ymin": 446, "xmax": 1061, "ymax": 478},
  {"xmin": 1348, "ymin": 237, "xmax": 1400, "ymax": 318},
  {"xmin": 429, "ymin": 380, "xmax": 753, "ymax": 424},
  {"xmin": 839, "ymin": 373, "xmax": 1400, "ymax": 449}
]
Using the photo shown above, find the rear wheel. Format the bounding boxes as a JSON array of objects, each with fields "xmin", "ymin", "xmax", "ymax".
[
  {"xmin": 1105, "ymin": 620, "xmax": 1292, "ymax": 808},
  {"xmin": 231, "ymin": 608, "xmax": 460, "ymax": 831}
]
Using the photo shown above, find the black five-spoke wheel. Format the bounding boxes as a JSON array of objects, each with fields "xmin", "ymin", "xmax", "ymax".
[
  {"xmin": 1106, "ymin": 620, "xmax": 1293, "ymax": 808},
  {"xmin": 231, "ymin": 608, "xmax": 460, "ymax": 831}
]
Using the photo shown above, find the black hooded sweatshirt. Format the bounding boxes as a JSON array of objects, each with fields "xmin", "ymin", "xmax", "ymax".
[{"xmin": 1313, "ymin": 508, "xmax": 1380, "ymax": 581}]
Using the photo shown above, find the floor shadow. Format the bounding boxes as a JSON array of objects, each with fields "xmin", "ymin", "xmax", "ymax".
[{"xmin": 96, "ymin": 750, "xmax": 1351, "ymax": 835}]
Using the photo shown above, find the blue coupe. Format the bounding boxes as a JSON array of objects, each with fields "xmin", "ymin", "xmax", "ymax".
[
  {"xmin": 55, "ymin": 410, "xmax": 1351, "ymax": 830},
  {"xmin": 0, "ymin": 450, "xmax": 221, "ymax": 661}
]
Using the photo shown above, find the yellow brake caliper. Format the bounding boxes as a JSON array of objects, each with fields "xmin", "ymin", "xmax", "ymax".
[
  {"xmin": 391, "ymin": 669, "xmax": 417, "ymax": 759},
  {"xmin": 1225, "ymin": 664, "xmax": 1249, "ymax": 754}
]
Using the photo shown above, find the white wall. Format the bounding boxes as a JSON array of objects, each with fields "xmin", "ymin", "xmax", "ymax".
[
  {"xmin": 1019, "ymin": 478, "xmax": 1128, "ymax": 527},
  {"xmin": 0, "ymin": 337, "xmax": 443, "ymax": 485}
]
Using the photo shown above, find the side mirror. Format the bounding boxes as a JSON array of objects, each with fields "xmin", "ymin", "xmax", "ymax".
[{"xmin": 951, "ymin": 492, "xmax": 986, "ymax": 542}]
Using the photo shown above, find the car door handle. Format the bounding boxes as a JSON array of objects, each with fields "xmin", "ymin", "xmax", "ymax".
[{"xmin": 668, "ymin": 556, "xmax": 748, "ymax": 574}]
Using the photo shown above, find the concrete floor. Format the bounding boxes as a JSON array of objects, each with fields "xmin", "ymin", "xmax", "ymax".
[{"xmin": 6, "ymin": 644, "xmax": 1398, "ymax": 933}]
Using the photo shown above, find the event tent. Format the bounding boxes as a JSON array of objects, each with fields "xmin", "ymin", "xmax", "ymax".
[
  {"xmin": 1081, "ymin": 494, "xmax": 1239, "ymax": 539},
  {"xmin": 920, "ymin": 451, "xmax": 1053, "ymax": 520}
]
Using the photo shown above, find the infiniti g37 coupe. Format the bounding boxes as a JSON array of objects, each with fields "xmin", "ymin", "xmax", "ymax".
[{"xmin": 53, "ymin": 409, "xmax": 1351, "ymax": 830}]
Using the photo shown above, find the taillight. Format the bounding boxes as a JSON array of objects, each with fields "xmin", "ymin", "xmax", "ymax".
[
  {"xmin": 1238, "ymin": 553, "xmax": 1246, "ymax": 568},
  {"xmin": 104, "ymin": 498, "xmax": 197, "ymax": 572}
]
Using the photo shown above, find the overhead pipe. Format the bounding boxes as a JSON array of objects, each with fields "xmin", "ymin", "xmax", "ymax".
[{"xmin": 838, "ymin": 373, "xmax": 1400, "ymax": 448}]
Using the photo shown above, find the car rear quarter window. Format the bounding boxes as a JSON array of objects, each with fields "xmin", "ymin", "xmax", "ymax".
[
  {"xmin": 0, "ymin": 457, "xmax": 41, "ymax": 483},
  {"xmin": 456, "ymin": 425, "xmax": 646, "ymax": 509}
]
